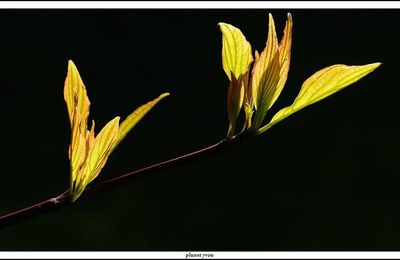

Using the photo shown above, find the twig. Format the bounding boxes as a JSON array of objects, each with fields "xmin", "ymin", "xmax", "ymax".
[{"xmin": 0, "ymin": 133, "xmax": 250, "ymax": 229}]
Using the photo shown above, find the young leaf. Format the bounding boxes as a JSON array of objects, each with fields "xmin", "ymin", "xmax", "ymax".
[
  {"xmin": 69, "ymin": 109, "xmax": 87, "ymax": 193},
  {"xmin": 219, "ymin": 23, "xmax": 253, "ymax": 139},
  {"xmin": 87, "ymin": 120, "xmax": 96, "ymax": 151},
  {"xmin": 243, "ymin": 50, "xmax": 260, "ymax": 130},
  {"xmin": 71, "ymin": 117, "xmax": 120, "ymax": 202},
  {"xmin": 219, "ymin": 23, "xmax": 253, "ymax": 80},
  {"xmin": 272, "ymin": 13, "xmax": 293, "ymax": 110},
  {"xmin": 111, "ymin": 93, "xmax": 170, "ymax": 152},
  {"xmin": 251, "ymin": 14, "xmax": 282, "ymax": 129},
  {"xmin": 63, "ymin": 60, "xmax": 90, "ymax": 133},
  {"xmin": 86, "ymin": 117, "xmax": 120, "ymax": 184},
  {"xmin": 257, "ymin": 62, "xmax": 382, "ymax": 135},
  {"xmin": 226, "ymin": 72, "xmax": 245, "ymax": 139}
]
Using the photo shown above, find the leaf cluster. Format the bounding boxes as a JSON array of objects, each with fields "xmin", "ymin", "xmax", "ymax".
[{"xmin": 219, "ymin": 13, "xmax": 381, "ymax": 139}]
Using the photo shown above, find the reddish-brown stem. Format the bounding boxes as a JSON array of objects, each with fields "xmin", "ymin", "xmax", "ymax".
[
  {"xmin": 0, "ymin": 191, "xmax": 70, "ymax": 229},
  {"xmin": 0, "ymin": 135, "xmax": 248, "ymax": 229}
]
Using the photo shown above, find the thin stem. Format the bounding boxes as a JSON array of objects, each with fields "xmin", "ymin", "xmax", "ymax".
[
  {"xmin": 0, "ymin": 191, "xmax": 69, "ymax": 229},
  {"xmin": 0, "ymin": 134, "xmax": 249, "ymax": 229},
  {"xmin": 85, "ymin": 140, "xmax": 226, "ymax": 196}
]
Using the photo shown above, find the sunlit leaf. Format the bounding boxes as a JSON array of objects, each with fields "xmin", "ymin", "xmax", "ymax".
[
  {"xmin": 86, "ymin": 120, "xmax": 96, "ymax": 151},
  {"xmin": 245, "ymin": 50, "xmax": 259, "ymax": 110},
  {"xmin": 257, "ymin": 62, "xmax": 382, "ymax": 135},
  {"xmin": 69, "ymin": 109, "xmax": 87, "ymax": 192},
  {"xmin": 243, "ymin": 50, "xmax": 260, "ymax": 130},
  {"xmin": 251, "ymin": 14, "xmax": 281, "ymax": 129},
  {"xmin": 219, "ymin": 22, "xmax": 253, "ymax": 139},
  {"xmin": 226, "ymin": 72, "xmax": 245, "ymax": 139},
  {"xmin": 219, "ymin": 22, "xmax": 253, "ymax": 80},
  {"xmin": 63, "ymin": 60, "xmax": 90, "ymax": 133},
  {"xmin": 71, "ymin": 117, "xmax": 120, "ymax": 202},
  {"xmin": 272, "ymin": 13, "xmax": 293, "ymax": 110},
  {"xmin": 86, "ymin": 117, "xmax": 120, "ymax": 184},
  {"xmin": 111, "ymin": 93, "xmax": 170, "ymax": 152}
]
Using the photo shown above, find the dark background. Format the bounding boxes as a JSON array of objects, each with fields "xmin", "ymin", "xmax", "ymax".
[{"xmin": 0, "ymin": 9, "xmax": 396, "ymax": 250}]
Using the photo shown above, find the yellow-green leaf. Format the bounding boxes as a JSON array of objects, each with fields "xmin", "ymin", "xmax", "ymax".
[
  {"xmin": 226, "ymin": 72, "xmax": 245, "ymax": 139},
  {"xmin": 111, "ymin": 93, "xmax": 169, "ymax": 152},
  {"xmin": 257, "ymin": 62, "xmax": 382, "ymax": 135},
  {"xmin": 86, "ymin": 120, "xmax": 96, "ymax": 151},
  {"xmin": 71, "ymin": 117, "xmax": 120, "ymax": 202},
  {"xmin": 272, "ymin": 13, "xmax": 293, "ymax": 109},
  {"xmin": 219, "ymin": 22, "xmax": 253, "ymax": 80},
  {"xmin": 69, "ymin": 109, "xmax": 87, "ymax": 193},
  {"xmin": 63, "ymin": 60, "xmax": 90, "ymax": 133},
  {"xmin": 251, "ymin": 14, "xmax": 281, "ymax": 129},
  {"xmin": 243, "ymin": 50, "xmax": 260, "ymax": 130},
  {"xmin": 86, "ymin": 117, "xmax": 120, "ymax": 183}
]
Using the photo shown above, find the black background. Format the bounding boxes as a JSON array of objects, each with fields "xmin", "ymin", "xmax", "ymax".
[{"xmin": 0, "ymin": 9, "xmax": 396, "ymax": 250}]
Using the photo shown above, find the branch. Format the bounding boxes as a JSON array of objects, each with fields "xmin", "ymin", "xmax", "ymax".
[{"xmin": 0, "ymin": 133, "xmax": 249, "ymax": 229}]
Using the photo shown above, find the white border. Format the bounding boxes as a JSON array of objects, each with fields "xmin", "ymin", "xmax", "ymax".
[
  {"xmin": 0, "ymin": 2, "xmax": 398, "ymax": 259},
  {"xmin": 0, "ymin": 1, "xmax": 398, "ymax": 9},
  {"xmin": 2, "ymin": 251, "xmax": 400, "ymax": 259}
]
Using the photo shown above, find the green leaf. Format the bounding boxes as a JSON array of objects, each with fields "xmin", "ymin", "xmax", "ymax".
[
  {"xmin": 257, "ymin": 62, "xmax": 382, "ymax": 135},
  {"xmin": 219, "ymin": 22, "xmax": 253, "ymax": 80},
  {"xmin": 219, "ymin": 22, "xmax": 253, "ymax": 139},
  {"xmin": 111, "ymin": 93, "xmax": 170, "ymax": 152},
  {"xmin": 63, "ymin": 60, "xmax": 90, "ymax": 133},
  {"xmin": 226, "ymin": 72, "xmax": 245, "ymax": 139},
  {"xmin": 273, "ymin": 13, "xmax": 293, "ymax": 111},
  {"xmin": 71, "ymin": 117, "xmax": 120, "ymax": 202},
  {"xmin": 85, "ymin": 117, "xmax": 120, "ymax": 183},
  {"xmin": 69, "ymin": 109, "xmax": 87, "ymax": 194},
  {"xmin": 243, "ymin": 50, "xmax": 260, "ymax": 130},
  {"xmin": 250, "ymin": 14, "xmax": 285, "ymax": 130}
]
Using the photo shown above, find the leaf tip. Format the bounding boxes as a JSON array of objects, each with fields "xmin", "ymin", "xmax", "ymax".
[
  {"xmin": 360, "ymin": 62, "xmax": 382, "ymax": 74},
  {"xmin": 68, "ymin": 59, "xmax": 76, "ymax": 68},
  {"xmin": 113, "ymin": 116, "xmax": 121, "ymax": 124},
  {"xmin": 160, "ymin": 92, "xmax": 170, "ymax": 99},
  {"xmin": 268, "ymin": 13, "xmax": 276, "ymax": 25},
  {"xmin": 372, "ymin": 62, "xmax": 383, "ymax": 68},
  {"xmin": 217, "ymin": 22, "xmax": 228, "ymax": 30}
]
